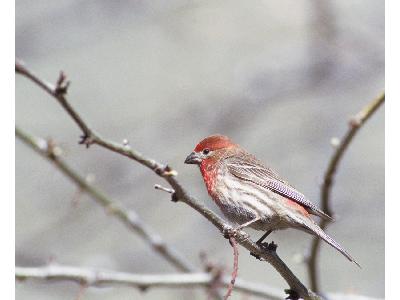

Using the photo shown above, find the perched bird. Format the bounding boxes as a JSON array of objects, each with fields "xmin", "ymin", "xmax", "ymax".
[{"xmin": 184, "ymin": 134, "xmax": 359, "ymax": 266}]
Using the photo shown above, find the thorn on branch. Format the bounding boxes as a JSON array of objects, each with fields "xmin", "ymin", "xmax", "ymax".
[
  {"xmin": 46, "ymin": 138, "xmax": 63, "ymax": 159},
  {"xmin": 285, "ymin": 288, "xmax": 300, "ymax": 300},
  {"xmin": 79, "ymin": 134, "xmax": 94, "ymax": 148},
  {"xmin": 55, "ymin": 71, "xmax": 71, "ymax": 96},
  {"xmin": 155, "ymin": 165, "xmax": 178, "ymax": 177},
  {"xmin": 154, "ymin": 184, "xmax": 174, "ymax": 194},
  {"xmin": 154, "ymin": 184, "xmax": 178, "ymax": 202}
]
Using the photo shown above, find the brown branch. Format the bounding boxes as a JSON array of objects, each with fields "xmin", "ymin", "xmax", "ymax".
[
  {"xmin": 15, "ymin": 127, "xmax": 196, "ymax": 273},
  {"xmin": 16, "ymin": 265, "xmax": 283, "ymax": 299},
  {"xmin": 308, "ymin": 92, "xmax": 385, "ymax": 292},
  {"xmin": 223, "ymin": 237, "xmax": 239, "ymax": 300},
  {"xmin": 16, "ymin": 60, "xmax": 320, "ymax": 299}
]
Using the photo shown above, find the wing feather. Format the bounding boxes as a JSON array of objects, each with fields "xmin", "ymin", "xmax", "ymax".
[{"xmin": 225, "ymin": 155, "xmax": 332, "ymax": 220}]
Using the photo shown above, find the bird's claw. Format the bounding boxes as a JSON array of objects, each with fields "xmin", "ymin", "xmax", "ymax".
[
  {"xmin": 222, "ymin": 225, "xmax": 249, "ymax": 241},
  {"xmin": 250, "ymin": 241, "xmax": 278, "ymax": 260},
  {"xmin": 222, "ymin": 225, "xmax": 238, "ymax": 239},
  {"xmin": 261, "ymin": 241, "xmax": 278, "ymax": 252}
]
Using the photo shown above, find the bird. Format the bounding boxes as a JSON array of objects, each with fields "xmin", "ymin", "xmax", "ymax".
[{"xmin": 184, "ymin": 134, "xmax": 359, "ymax": 266}]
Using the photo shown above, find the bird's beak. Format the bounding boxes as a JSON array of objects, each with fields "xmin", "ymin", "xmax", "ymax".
[{"xmin": 184, "ymin": 152, "xmax": 202, "ymax": 164}]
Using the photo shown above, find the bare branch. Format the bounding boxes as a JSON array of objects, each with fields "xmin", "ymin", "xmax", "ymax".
[
  {"xmin": 307, "ymin": 92, "xmax": 385, "ymax": 292},
  {"xmin": 16, "ymin": 61, "xmax": 320, "ymax": 299},
  {"xmin": 15, "ymin": 60, "xmax": 170, "ymax": 172},
  {"xmin": 15, "ymin": 61, "xmax": 91, "ymax": 139},
  {"xmin": 15, "ymin": 127, "xmax": 196, "ymax": 273},
  {"xmin": 16, "ymin": 265, "xmax": 283, "ymax": 299}
]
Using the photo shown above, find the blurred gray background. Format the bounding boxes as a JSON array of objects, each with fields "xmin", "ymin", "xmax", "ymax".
[{"xmin": 16, "ymin": 0, "xmax": 384, "ymax": 299}]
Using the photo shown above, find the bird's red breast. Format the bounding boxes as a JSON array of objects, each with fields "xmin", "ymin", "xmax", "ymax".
[{"xmin": 199, "ymin": 158, "xmax": 219, "ymax": 200}]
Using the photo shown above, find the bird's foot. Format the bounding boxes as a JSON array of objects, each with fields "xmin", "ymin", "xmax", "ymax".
[
  {"xmin": 250, "ymin": 241, "xmax": 278, "ymax": 260},
  {"xmin": 222, "ymin": 225, "xmax": 249, "ymax": 240},
  {"xmin": 261, "ymin": 240, "xmax": 278, "ymax": 251},
  {"xmin": 284, "ymin": 289, "xmax": 300, "ymax": 300},
  {"xmin": 222, "ymin": 225, "xmax": 239, "ymax": 239}
]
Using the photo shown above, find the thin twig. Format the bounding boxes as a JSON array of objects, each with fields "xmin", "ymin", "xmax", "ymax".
[
  {"xmin": 307, "ymin": 92, "xmax": 385, "ymax": 292},
  {"xmin": 15, "ymin": 127, "xmax": 196, "ymax": 273},
  {"xmin": 15, "ymin": 265, "xmax": 283, "ymax": 299},
  {"xmin": 224, "ymin": 237, "xmax": 239, "ymax": 300},
  {"xmin": 16, "ymin": 61, "xmax": 320, "ymax": 299},
  {"xmin": 154, "ymin": 184, "xmax": 175, "ymax": 194}
]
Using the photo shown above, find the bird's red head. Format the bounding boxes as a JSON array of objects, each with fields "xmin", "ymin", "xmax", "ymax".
[{"xmin": 184, "ymin": 135, "xmax": 237, "ymax": 165}]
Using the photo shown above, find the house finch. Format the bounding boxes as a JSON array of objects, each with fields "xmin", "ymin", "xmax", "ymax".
[{"xmin": 184, "ymin": 134, "xmax": 359, "ymax": 266}]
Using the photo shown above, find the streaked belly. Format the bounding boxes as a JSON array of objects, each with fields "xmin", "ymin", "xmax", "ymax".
[{"xmin": 214, "ymin": 173, "xmax": 286, "ymax": 230}]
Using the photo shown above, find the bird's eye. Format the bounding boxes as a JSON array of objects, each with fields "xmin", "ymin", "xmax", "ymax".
[{"xmin": 202, "ymin": 148, "xmax": 210, "ymax": 155}]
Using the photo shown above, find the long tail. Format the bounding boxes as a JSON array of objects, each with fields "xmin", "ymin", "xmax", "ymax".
[{"xmin": 302, "ymin": 220, "xmax": 361, "ymax": 268}]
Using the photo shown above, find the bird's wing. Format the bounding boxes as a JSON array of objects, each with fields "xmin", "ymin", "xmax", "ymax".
[{"xmin": 225, "ymin": 155, "xmax": 332, "ymax": 220}]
